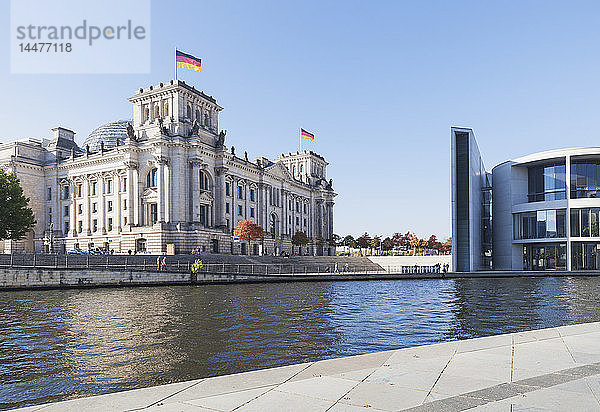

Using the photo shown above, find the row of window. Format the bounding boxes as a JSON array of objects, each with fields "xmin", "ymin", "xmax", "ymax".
[
  {"xmin": 570, "ymin": 208, "xmax": 600, "ymax": 237},
  {"xmin": 513, "ymin": 209, "xmax": 566, "ymax": 240},
  {"xmin": 69, "ymin": 215, "xmax": 127, "ymax": 235},
  {"xmin": 522, "ymin": 243, "xmax": 567, "ymax": 271},
  {"xmin": 527, "ymin": 161, "xmax": 600, "ymax": 202}
]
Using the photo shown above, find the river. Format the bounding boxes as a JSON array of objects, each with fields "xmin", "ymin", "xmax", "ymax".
[{"xmin": 1, "ymin": 277, "xmax": 600, "ymax": 409}]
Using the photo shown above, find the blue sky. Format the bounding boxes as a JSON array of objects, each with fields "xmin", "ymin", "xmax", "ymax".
[{"xmin": 2, "ymin": 0, "xmax": 600, "ymax": 240}]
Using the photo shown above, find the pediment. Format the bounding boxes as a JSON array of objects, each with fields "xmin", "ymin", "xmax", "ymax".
[
  {"xmin": 142, "ymin": 187, "xmax": 158, "ymax": 198},
  {"xmin": 265, "ymin": 161, "xmax": 293, "ymax": 181},
  {"xmin": 198, "ymin": 190, "xmax": 214, "ymax": 203}
]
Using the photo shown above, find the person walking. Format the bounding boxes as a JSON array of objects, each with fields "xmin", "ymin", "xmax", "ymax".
[
  {"xmin": 334, "ymin": 262, "xmax": 339, "ymax": 273},
  {"xmin": 161, "ymin": 256, "xmax": 167, "ymax": 272},
  {"xmin": 156, "ymin": 255, "xmax": 161, "ymax": 272}
]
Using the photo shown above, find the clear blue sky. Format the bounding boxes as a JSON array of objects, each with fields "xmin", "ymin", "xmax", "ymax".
[{"xmin": 2, "ymin": 0, "xmax": 600, "ymax": 240}]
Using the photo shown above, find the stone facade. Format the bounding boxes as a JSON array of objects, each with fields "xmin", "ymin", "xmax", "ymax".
[{"xmin": 0, "ymin": 80, "xmax": 336, "ymax": 255}]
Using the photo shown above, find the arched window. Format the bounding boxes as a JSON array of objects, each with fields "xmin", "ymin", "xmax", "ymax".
[
  {"xmin": 187, "ymin": 104, "xmax": 192, "ymax": 118},
  {"xmin": 200, "ymin": 171, "xmax": 209, "ymax": 190},
  {"xmin": 204, "ymin": 111, "xmax": 210, "ymax": 127},
  {"xmin": 300, "ymin": 164, "xmax": 303, "ymax": 173},
  {"xmin": 195, "ymin": 109, "xmax": 200, "ymax": 122},
  {"xmin": 154, "ymin": 105, "xmax": 160, "ymax": 119},
  {"xmin": 144, "ymin": 108, "xmax": 150, "ymax": 122},
  {"xmin": 163, "ymin": 102, "xmax": 169, "ymax": 117},
  {"xmin": 146, "ymin": 168, "xmax": 157, "ymax": 187},
  {"xmin": 293, "ymin": 165, "xmax": 297, "ymax": 175}
]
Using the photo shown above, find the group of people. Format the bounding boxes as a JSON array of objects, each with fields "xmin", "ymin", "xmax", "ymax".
[{"xmin": 156, "ymin": 255, "xmax": 167, "ymax": 271}]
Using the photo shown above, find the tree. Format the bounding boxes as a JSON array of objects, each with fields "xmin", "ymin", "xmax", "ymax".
[
  {"xmin": 343, "ymin": 235, "xmax": 355, "ymax": 247},
  {"xmin": 292, "ymin": 231, "xmax": 309, "ymax": 247},
  {"xmin": 382, "ymin": 237, "xmax": 394, "ymax": 251},
  {"xmin": 370, "ymin": 235, "xmax": 381, "ymax": 251},
  {"xmin": 391, "ymin": 232, "xmax": 406, "ymax": 248},
  {"xmin": 329, "ymin": 233, "xmax": 341, "ymax": 246},
  {"xmin": 0, "ymin": 169, "xmax": 35, "ymax": 240},
  {"xmin": 441, "ymin": 237, "xmax": 452, "ymax": 254},
  {"xmin": 357, "ymin": 232, "xmax": 371, "ymax": 249},
  {"xmin": 233, "ymin": 220, "xmax": 264, "ymax": 240}
]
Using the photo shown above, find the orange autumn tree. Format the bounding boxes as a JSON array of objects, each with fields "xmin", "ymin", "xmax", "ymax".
[{"xmin": 233, "ymin": 220, "xmax": 264, "ymax": 240}]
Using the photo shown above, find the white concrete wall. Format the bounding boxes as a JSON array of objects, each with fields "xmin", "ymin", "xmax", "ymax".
[{"xmin": 368, "ymin": 256, "xmax": 452, "ymax": 271}]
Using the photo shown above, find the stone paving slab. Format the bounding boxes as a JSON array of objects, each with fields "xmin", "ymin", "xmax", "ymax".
[{"xmin": 13, "ymin": 321, "xmax": 600, "ymax": 411}]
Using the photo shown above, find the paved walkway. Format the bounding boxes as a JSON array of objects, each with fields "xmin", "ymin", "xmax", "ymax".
[{"xmin": 15, "ymin": 322, "xmax": 600, "ymax": 411}]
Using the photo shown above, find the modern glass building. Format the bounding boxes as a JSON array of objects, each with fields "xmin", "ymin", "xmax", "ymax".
[{"xmin": 452, "ymin": 126, "xmax": 600, "ymax": 271}]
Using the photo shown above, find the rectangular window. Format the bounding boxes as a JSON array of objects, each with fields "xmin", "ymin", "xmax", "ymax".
[
  {"xmin": 64, "ymin": 205, "xmax": 69, "ymax": 217},
  {"xmin": 64, "ymin": 221, "xmax": 69, "ymax": 235},
  {"xmin": 92, "ymin": 203, "xmax": 97, "ymax": 213},
  {"xmin": 296, "ymin": 202, "xmax": 300, "ymax": 212},
  {"xmin": 92, "ymin": 219, "xmax": 98, "ymax": 232},
  {"xmin": 150, "ymin": 203, "xmax": 158, "ymax": 225},
  {"xmin": 108, "ymin": 218, "xmax": 113, "ymax": 232},
  {"xmin": 47, "ymin": 187, "xmax": 52, "ymax": 201},
  {"xmin": 296, "ymin": 216, "xmax": 299, "ymax": 225},
  {"xmin": 48, "ymin": 208, "xmax": 52, "ymax": 223},
  {"xmin": 546, "ymin": 210, "xmax": 556, "ymax": 238},
  {"xmin": 91, "ymin": 182, "xmax": 97, "ymax": 196},
  {"xmin": 78, "ymin": 220, "xmax": 82, "ymax": 233},
  {"xmin": 226, "ymin": 202, "xmax": 230, "ymax": 214},
  {"xmin": 250, "ymin": 189, "xmax": 255, "ymax": 202},
  {"xmin": 226, "ymin": 182, "xmax": 231, "ymax": 196},
  {"xmin": 592, "ymin": 208, "xmax": 600, "ymax": 237},
  {"xmin": 557, "ymin": 209, "xmax": 566, "ymax": 238},
  {"xmin": 77, "ymin": 184, "xmax": 82, "ymax": 197},
  {"xmin": 122, "ymin": 177, "xmax": 127, "ymax": 191},
  {"xmin": 226, "ymin": 218, "xmax": 230, "ymax": 230},
  {"xmin": 124, "ymin": 216, "xmax": 128, "ymax": 225},
  {"xmin": 200, "ymin": 205, "xmax": 207, "ymax": 226},
  {"xmin": 582, "ymin": 208, "xmax": 590, "ymax": 236},
  {"xmin": 571, "ymin": 209, "xmax": 580, "ymax": 237},
  {"xmin": 78, "ymin": 204, "xmax": 83, "ymax": 215},
  {"xmin": 304, "ymin": 204, "xmax": 308, "ymax": 214},
  {"xmin": 107, "ymin": 200, "xmax": 113, "ymax": 212},
  {"xmin": 238, "ymin": 205, "xmax": 243, "ymax": 216},
  {"xmin": 107, "ymin": 180, "xmax": 113, "ymax": 194},
  {"xmin": 304, "ymin": 218, "xmax": 307, "ymax": 226},
  {"xmin": 62, "ymin": 186, "xmax": 69, "ymax": 200},
  {"xmin": 250, "ymin": 207, "xmax": 255, "ymax": 218},
  {"xmin": 238, "ymin": 186, "xmax": 243, "ymax": 199},
  {"xmin": 123, "ymin": 199, "xmax": 127, "ymax": 210},
  {"xmin": 536, "ymin": 210, "xmax": 546, "ymax": 238}
]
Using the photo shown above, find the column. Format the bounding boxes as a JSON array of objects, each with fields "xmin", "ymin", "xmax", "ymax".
[
  {"xmin": 70, "ymin": 181, "xmax": 77, "ymax": 237},
  {"xmin": 133, "ymin": 168, "xmax": 140, "ymax": 226},
  {"xmin": 164, "ymin": 161, "xmax": 170, "ymax": 223},
  {"xmin": 566, "ymin": 155, "xmax": 572, "ymax": 271},
  {"xmin": 190, "ymin": 160, "xmax": 200, "ymax": 222},
  {"xmin": 116, "ymin": 175, "xmax": 122, "ymax": 232},
  {"xmin": 157, "ymin": 160, "xmax": 164, "ymax": 222},
  {"xmin": 99, "ymin": 178, "xmax": 106, "ymax": 234},
  {"xmin": 83, "ymin": 176, "xmax": 90, "ymax": 235}
]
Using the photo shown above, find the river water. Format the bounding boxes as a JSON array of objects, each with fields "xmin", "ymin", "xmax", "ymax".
[{"xmin": 1, "ymin": 277, "xmax": 600, "ymax": 409}]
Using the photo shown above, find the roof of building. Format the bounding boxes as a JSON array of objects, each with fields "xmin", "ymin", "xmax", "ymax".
[{"xmin": 83, "ymin": 120, "xmax": 130, "ymax": 152}]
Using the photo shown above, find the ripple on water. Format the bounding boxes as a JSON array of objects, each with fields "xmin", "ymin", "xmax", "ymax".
[{"xmin": 1, "ymin": 277, "xmax": 600, "ymax": 409}]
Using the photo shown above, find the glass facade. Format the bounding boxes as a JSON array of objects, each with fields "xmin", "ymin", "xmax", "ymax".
[
  {"xmin": 523, "ymin": 243, "xmax": 566, "ymax": 270},
  {"xmin": 571, "ymin": 242, "xmax": 600, "ymax": 270},
  {"xmin": 570, "ymin": 208, "xmax": 600, "ymax": 237},
  {"xmin": 527, "ymin": 164, "xmax": 566, "ymax": 202},
  {"xmin": 513, "ymin": 209, "xmax": 566, "ymax": 239},
  {"xmin": 570, "ymin": 161, "xmax": 600, "ymax": 198}
]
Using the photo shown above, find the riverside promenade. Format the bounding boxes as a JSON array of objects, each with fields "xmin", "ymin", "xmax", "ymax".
[{"xmin": 14, "ymin": 322, "xmax": 600, "ymax": 411}]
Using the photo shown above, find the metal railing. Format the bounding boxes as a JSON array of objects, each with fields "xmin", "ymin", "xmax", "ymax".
[{"xmin": 0, "ymin": 254, "xmax": 448, "ymax": 276}]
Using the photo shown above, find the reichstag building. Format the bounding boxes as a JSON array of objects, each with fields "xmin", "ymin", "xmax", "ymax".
[{"xmin": 0, "ymin": 80, "xmax": 336, "ymax": 255}]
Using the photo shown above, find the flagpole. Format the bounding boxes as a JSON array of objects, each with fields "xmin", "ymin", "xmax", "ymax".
[
  {"xmin": 174, "ymin": 47, "xmax": 177, "ymax": 81},
  {"xmin": 299, "ymin": 128, "xmax": 302, "ymax": 152}
]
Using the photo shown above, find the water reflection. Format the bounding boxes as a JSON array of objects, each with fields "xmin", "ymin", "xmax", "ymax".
[{"xmin": 1, "ymin": 277, "xmax": 600, "ymax": 409}]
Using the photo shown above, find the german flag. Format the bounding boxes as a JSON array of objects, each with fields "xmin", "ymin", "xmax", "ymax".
[
  {"xmin": 301, "ymin": 128, "xmax": 314, "ymax": 142},
  {"xmin": 176, "ymin": 50, "xmax": 201, "ymax": 72}
]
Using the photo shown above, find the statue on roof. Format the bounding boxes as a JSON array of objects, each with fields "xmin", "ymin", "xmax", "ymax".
[
  {"xmin": 126, "ymin": 123, "xmax": 137, "ymax": 141},
  {"xmin": 188, "ymin": 120, "xmax": 200, "ymax": 137},
  {"xmin": 216, "ymin": 130, "xmax": 226, "ymax": 146},
  {"xmin": 158, "ymin": 117, "xmax": 170, "ymax": 136}
]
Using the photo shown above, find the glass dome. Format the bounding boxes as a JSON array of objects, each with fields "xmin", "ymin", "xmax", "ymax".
[{"xmin": 83, "ymin": 120, "xmax": 131, "ymax": 152}]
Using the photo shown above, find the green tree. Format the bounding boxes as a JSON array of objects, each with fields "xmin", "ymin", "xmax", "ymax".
[
  {"xmin": 329, "ymin": 233, "xmax": 341, "ymax": 246},
  {"xmin": 292, "ymin": 231, "xmax": 309, "ymax": 254},
  {"xmin": 0, "ymin": 169, "xmax": 35, "ymax": 240}
]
